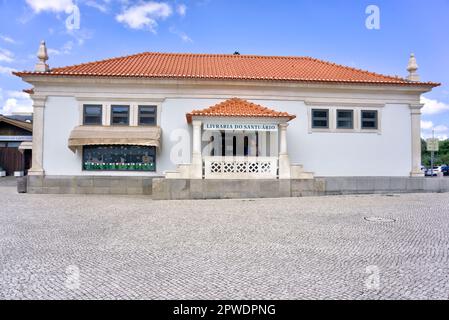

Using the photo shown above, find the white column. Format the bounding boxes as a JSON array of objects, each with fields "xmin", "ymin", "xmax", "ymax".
[
  {"xmin": 190, "ymin": 120, "xmax": 202, "ymax": 179},
  {"xmin": 279, "ymin": 123, "xmax": 288, "ymax": 155},
  {"xmin": 278, "ymin": 123, "xmax": 291, "ymax": 179},
  {"xmin": 28, "ymin": 95, "xmax": 46, "ymax": 176},
  {"xmin": 410, "ymin": 104, "xmax": 424, "ymax": 177}
]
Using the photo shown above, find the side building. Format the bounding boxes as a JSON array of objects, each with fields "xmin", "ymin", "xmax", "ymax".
[{"xmin": 0, "ymin": 115, "xmax": 33, "ymax": 176}]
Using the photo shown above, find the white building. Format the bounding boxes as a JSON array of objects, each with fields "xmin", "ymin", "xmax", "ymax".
[{"xmin": 14, "ymin": 42, "xmax": 442, "ymax": 197}]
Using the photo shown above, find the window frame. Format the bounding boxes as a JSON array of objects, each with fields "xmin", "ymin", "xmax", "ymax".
[
  {"xmin": 361, "ymin": 110, "xmax": 378, "ymax": 130},
  {"xmin": 336, "ymin": 109, "xmax": 354, "ymax": 129},
  {"xmin": 83, "ymin": 104, "xmax": 103, "ymax": 125},
  {"xmin": 110, "ymin": 105, "xmax": 130, "ymax": 126},
  {"xmin": 311, "ymin": 109, "xmax": 329, "ymax": 129},
  {"xmin": 138, "ymin": 105, "xmax": 157, "ymax": 126}
]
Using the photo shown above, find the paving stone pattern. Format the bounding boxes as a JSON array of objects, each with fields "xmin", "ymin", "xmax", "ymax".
[{"xmin": 1, "ymin": 186, "xmax": 449, "ymax": 299}]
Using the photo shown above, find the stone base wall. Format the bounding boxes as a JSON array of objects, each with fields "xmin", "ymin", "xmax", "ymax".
[
  {"xmin": 323, "ymin": 176, "xmax": 449, "ymax": 195},
  {"xmin": 27, "ymin": 175, "xmax": 156, "ymax": 195},
  {"xmin": 25, "ymin": 176, "xmax": 449, "ymax": 198},
  {"xmin": 152, "ymin": 178, "xmax": 327, "ymax": 200},
  {"xmin": 152, "ymin": 177, "xmax": 449, "ymax": 200}
]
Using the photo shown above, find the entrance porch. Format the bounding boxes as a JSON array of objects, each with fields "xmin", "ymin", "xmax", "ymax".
[{"xmin": 165, "ymin": 98, "xmax": 314, "ymax": 180}]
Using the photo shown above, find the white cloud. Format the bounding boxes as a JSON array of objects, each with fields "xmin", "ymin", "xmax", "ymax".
[
  {"xmin": 0, "ymin": 35, "xmax": 17, "ymax": 44},
  {"xmin": 434, "ymin": 125, "xmax": 449, "ymax": 133},
  {"xmin": 116, "ymin": 2, "xmax": 173, "ymax": 32},
  {"xmin": 422, "ymin": 131, "xmax": 446, "ymax": 140},
  {"xmin": 422, "ymin": 131, "xmax": 448, "ymax": 141},
  {"xmin": 421, "ymin": 120, "xmax": 433, "ymax": 130},
  {"xmin": 169, "ymin": 26, "xmax": 192, "ymax": 43},
  {"xmin": 0, "ymin": 66, "xmax": 16, "ymax": 75},
  {"xmin": 420, "ymin": 97, "xmax": 449, "ymax": 140},
  {"xmin": 26, "ymin": 0, "xmax": 75, "ymax": 13},
  {"xmin": 7, "ymin": 91, "xmax": 30, "ymax": 100},
  {"xmin": 1, "ymin": 91, "xmax": 33, "ymax": 115},
  {"xmin": 84, "ymin": 0, "xmax": 109, "ymax": 13},
  {"xmin": 421, "ymin": 96, "xmax": 449, "ymax": 115},
  {"xmin": 421, "ymin": 120, "xmax": 449, "ymax": 141},
  {"xmin": 2, "ymin": 99, "xmax": 33, "ymax": 114},
  {"xmin": 66, "ymin": 28, "xmax": 93, "ymax": 45},
  {"xmin": 177, "ymin": 4, "xmax": 187, "ymax": 16},
  {"xmin": 62, "ymin": 41, "xmax": 73, "ymax": 54},
  {"xmin": 0, "ymin": 48, "xmax": 14, "ymax": 63},
  {"xmin": 47, "ymin": 48, "xmax": 61, "ymax": 56},
  {"xmin": 48, "ymin": 41, "xmax": 74, "ymax": 55},
  {"xmin": 179, "ymin": 33, "xmax": 192, "ymax": 43}
]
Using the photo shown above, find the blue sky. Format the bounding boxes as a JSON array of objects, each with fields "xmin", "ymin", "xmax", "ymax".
[{"xmin": 0, "ymin": 0, "xmax": 448, "ymax": 138}]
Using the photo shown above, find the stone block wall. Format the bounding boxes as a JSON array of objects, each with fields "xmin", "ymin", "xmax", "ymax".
[
  {"xmin": 27, "ymin": 175, "xmax": 156, "ymax": 195},
  {"xmin": 322, "ymin": 177, "xmax": 449, "ymax": 195},
  {"xmin": 151, "ymin": 177, "xmax": 449, "ymax": 200},
  {"xmin": 25, "ymin": 175, "xmax": 449, "ymax": 199},
  {"xmin": 152, "ymin": 178, "xmax": 293, "ymax": 200}
]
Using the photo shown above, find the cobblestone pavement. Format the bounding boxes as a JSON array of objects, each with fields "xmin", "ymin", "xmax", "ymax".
[
  {"xmin": 1, "ymin": 187, "xmax": 449, "ymax": 300},
  {"xmin": 0, "ymin": 177, "xmax": 18, "ymax": 188}
]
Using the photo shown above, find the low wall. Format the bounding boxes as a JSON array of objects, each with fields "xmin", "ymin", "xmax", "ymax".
[
  {"xmin": 152, "ymin": 177, "xmax": 449, "ymax": 200},
  {"xmin": 152, "ymin": 178, "xmax": 325, "ymax": 200},
  {"xmin": 25, "ymin": 176, "xmax": 449, "ymax": 198},
  {"xmin": 27, "ymin": 175, "xmax": 155, "ymax": 195},
  {"xmin": 323, "ymin": 176, "xmax": 449, "ymax": 195}
]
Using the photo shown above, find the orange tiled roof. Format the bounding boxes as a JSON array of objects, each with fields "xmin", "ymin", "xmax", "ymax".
[
  {"xmin": 186, "ymin": 98, "xmax": 296, "ymax": 123},
  {"xmin": 13, "ymin": 52, "xmax": 439, "ymax": 87}
]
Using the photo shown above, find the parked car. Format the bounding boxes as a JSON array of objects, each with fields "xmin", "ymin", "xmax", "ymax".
[
  {"xmin": 426, "ymin": 166, "xmax": 439, "ymax": 176},
  {"xmin": 425, "ymin": 165, "xmax": 447, "ymax": 176},
  {"xmin": 441, "ymin": 165, "xmax": 449, "ymax": 176}
]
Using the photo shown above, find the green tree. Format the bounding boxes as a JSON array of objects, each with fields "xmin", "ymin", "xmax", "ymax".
[{"xmin": 421, "ymin": 138, "xmax": 449, "ymax": 167}]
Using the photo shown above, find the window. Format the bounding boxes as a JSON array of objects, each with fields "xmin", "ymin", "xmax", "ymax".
[
  {"xmin": 361, "ymin": 110, "xmax": 378, "ymax": 129},
  {"xmin": 7, "ymin": 142, "xmax": 21, "ymax": 147},
  {"xmin": 138, "ymin": 105, "xmax": 157, "ymax": 125},
  {"xmin": 312, "ymin": 109, "xmax": 329, "ymax": 128},
  {"xmin": 83, "ymin": 104, "xmax": 102, "ymax": 125},
  {"xmin": 83, "ymin": 145, "xmax": 156, "ymax": 171},
  {"xmin": 337, "ymin": 110, "xmax": 354, "ymax": 129},
  {"xmin": 244, "ymin": 136, "xmax": 249, "ymax": 156},
  {"xmin": 111, "ymin": 105, "xmax": 130, "ymax": 125}
]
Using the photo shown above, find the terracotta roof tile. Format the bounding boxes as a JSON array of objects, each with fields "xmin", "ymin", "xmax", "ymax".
[
  {"xmin": 14, "ymin": 52, "xmax": 439, "ymax": 87},
  {"xmin": 186, "ymin": 98, "xmax": 296, "ymax": 123},
  {"xmin": 23, "ymin": 88, "xmax": 34, "ymax": 95}
]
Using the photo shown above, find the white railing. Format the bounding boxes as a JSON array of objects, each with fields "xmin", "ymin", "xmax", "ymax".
[{"xmin": 204, "ymin": 156, "xmax": 278, "ymax": 179}]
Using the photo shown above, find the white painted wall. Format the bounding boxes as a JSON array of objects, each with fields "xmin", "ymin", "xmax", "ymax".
[
  {"xmin": 158, "ymin": 98, "xmax": 412, "ymax": 176},
  {"xmin": 158, "ymin": 98, "xmax": 219, "ymax": 173},
  {"xmin": 257, "ymin": 100, "xmax": 412, "ymax": 176},
  {"xmin": 43, "ymin": 96, "xmax": 160, "ymax": 176},
  {"xmin": 42, "ymin": 95, "xmax": 412, "ymax": 177}
]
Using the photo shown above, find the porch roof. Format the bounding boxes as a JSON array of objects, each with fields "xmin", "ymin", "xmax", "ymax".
[
  {"xmin": 68, "ymin": 125, "xmax": 161, "ymax": 152},
  {"xmin": 186, "ymin": 98, "xmax": 296, "ymax": 123}
]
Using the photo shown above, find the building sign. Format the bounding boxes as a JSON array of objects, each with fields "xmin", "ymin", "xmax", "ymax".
[
  {"xmin": 0, "ymin": 135, "xmax": 33, "ymax": 142},
  {"xmin": 203, "ymin": 123, "xmax": 278, "ymax": 132},
  {"xmin": 427, "ymin": 138, "xmax": 439, "ymax": 152}
]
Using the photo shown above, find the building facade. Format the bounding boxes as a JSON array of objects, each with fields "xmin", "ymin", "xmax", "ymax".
[
  {"xmin": 0, "ymin": 115, "xmax": 33, "ymax": 176},
  {"xmin": 14, "ymin": 42, "xmax": 442, "ymax": 197}
]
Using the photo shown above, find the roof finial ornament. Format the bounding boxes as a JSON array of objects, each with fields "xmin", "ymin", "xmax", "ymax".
[
  {"xmin": 407, "ymin": 53, "xmax": 419, "ymax": 81},
  {"xmin": 35, "ymin": 40, "xmax": 50, "ymax": 72}
]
